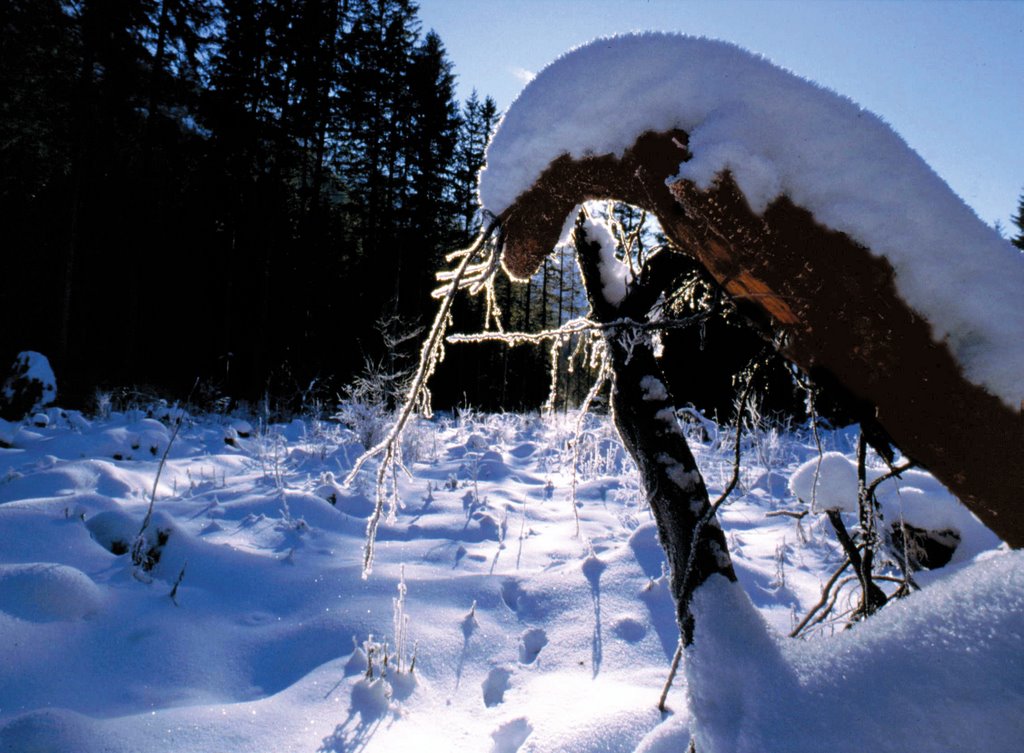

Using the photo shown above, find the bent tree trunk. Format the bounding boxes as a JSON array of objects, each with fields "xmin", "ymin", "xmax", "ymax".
[
  {"xmin": 496, "ymin": 130, "xmax": 1024, "ymax": 548},
  {"xmin": 573, "ymin": 220, "xmax": 734, "ymax": 645}
]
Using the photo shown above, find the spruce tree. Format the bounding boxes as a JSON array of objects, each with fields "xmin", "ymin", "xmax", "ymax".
[{"xmin": 1012, "ymin": 190, "xmax": 1024, "ymax": 251}]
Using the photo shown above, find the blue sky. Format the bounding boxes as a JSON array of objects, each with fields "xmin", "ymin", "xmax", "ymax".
[{"xmin": 417, "ymin": 0, "xmax": 1023, "ymax": 232}]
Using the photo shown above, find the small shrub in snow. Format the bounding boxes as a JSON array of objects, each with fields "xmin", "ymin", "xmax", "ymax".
[{"xmin": 335, "ymin": 399, "xmax": 390, "ymax": 450}]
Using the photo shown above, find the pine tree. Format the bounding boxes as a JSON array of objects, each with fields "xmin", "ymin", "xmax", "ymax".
[
  {"xmin": 401, "ymin": 30, "xmax": 462, "ymax": 308},
  {"xmin": 1012, "ymin": 189, "xmax": 1024, "ymax": 251},
  {"xmin": 454, "ymin": 91, "xmax": 499, "ymax": 238}
]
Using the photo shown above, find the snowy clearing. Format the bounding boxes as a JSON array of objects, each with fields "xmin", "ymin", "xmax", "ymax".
[{"xmin": 0, "ymin": 405, "xmax": 1019, "ymax": 751}]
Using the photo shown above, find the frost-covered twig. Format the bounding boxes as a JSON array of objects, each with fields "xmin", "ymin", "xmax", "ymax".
[
  {"xmin": 446, "ymin": 311, "xmax": 710, "ymax": 346},
  {"xmin": 131, "ymin": 405, "xmax": 186, "ymax": 573},
  {"xmin": 344, "ymin": 220, "xmax": 501, "ymax": 576},
  {"xmin": 568, "ymin": 348, "xmax": 611, "ymax": 537}
]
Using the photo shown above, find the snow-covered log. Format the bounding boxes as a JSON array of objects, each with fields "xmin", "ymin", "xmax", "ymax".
[{"xmin": 481, "ymin": 34, "xmax": 1024, "ymax": 547}]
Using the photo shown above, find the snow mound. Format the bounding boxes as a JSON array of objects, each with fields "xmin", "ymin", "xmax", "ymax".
[
  {"xmin": 789, "ymin": 451, "xmax": 858, "ymax": 512},
  {"xmin": 480, "ymin": 33, "xmax": 1024, "ymax": 409},
  {"xmin": 98, "ymin": 419, "xmax": 172, "ymax": 460},
  {"xmin": 789, "ymin": 454, "xmax": 998, "ymax": 562},
  {"xmin": 687, "ymin": 552, "xmax": 1024, "ymax": 753},
  {"xmin": 0, "ymin": 562, "xmax": 103, "ymax": 621},
  {"xmin": 0, "ymin": 708, "xmax": 117, "ymax": 753}
]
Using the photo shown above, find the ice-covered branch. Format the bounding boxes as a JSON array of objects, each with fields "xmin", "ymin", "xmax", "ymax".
[{"xmin": 344, "ymin": 220, "xmax": 502, "ymax": 576}]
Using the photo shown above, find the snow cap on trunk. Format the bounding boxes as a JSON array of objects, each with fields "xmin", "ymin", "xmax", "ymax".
[
  {"xmin": 480, "ymin": 33, "xmax": 1024, "ymax": 410},
  {"xmin": 579, "ymin": 216, "xmax": 631, "ymax": 306}
]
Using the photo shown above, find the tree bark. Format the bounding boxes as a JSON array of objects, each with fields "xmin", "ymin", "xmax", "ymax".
[{"xmin": 574, "ymin": 220, "xmax": 735, "ymax": 644}]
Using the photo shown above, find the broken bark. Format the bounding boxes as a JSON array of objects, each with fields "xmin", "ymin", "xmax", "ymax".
[{"xmin": 495, "ymin": 130, "xmax": 1024, "ymax": 548}]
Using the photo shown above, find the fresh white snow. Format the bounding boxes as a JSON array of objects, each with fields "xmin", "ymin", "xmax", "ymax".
[
  {"xmin": 584, "ymin": 216, "xmax": 632, "ymax": 306},
  {"xmin": 789, "ymin": 451, "xmax": 860, "ymax": 512},
  {"xmin": 479, "ymin": 33, "xmax": 1024, "ymax": 410},
  {"xmin": 0, "ymin": 405, "xmax": 1018, "ymax": 751}
]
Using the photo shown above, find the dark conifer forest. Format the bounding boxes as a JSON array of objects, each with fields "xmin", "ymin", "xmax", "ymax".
[
  {"xmin": 1, "ymin": 0, "xmax": 541, "ymax": 412},
  {"xmin": 2, "ymin": 0, "xmax": 922, "ymax": 421}
]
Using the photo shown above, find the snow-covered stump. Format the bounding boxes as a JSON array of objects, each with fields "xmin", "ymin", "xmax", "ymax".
[
  {"xmin": 481, "ymin": 34, "xmax": 1024, "ymax": 547},
  {"xmin": 574, "ymin": 218, "xmax": 735, "ymax": 646}
]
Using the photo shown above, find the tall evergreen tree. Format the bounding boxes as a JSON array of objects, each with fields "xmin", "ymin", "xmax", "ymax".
[
  {"xmin": 401, "ymin": 31, "xmax": 462, "ymax": 304},
  {"xmin": 1012, "ymin": 189, "xmax": 1024, "ymax": 251},
  {"xmin": 454, "ymin": 90, "xmax": 499, "ymax": 238},
  {"xmin": 1, "ymin": 0, "xmax": 510, "ymax": 410}
]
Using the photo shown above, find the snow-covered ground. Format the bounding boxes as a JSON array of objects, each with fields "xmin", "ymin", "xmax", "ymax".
[{"xmin": 0, "ymin": 404, "xmax": 1019, "ymax": 752}]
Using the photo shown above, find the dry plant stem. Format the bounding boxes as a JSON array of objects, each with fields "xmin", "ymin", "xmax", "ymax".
[
  {"xmin": 790, "ymin": 557, "xmax": 853, "ymax": 637},
  {"xmin": 345, "ymin": 221, "xmax": 499, "ymax": 576},
  {"xmin": 568, "ymin": 357, "xmax": 611, "ymax": 537},
  {"xmin": 169, "ymin": 561, "xmax": 187, "ymax": 605},
  {"xmin": 137, "ymin": 411, "xmax": 185, "ymax": 540},
  {"xmin": 710, "ymin": 362, "xmax": 760, "ymax": 512},
  {"xmin": 131, "ymin": 409, "xmax": 186, "ymax": 573},
  {"xmin": 658, "ymin": 640, "xmax": 684, "ymax": 712}
]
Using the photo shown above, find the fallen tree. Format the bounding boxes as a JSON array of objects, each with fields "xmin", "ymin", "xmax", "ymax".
[
  {"xmin": 347, "ymin": 33, "xmax": 1024, "ymax": 751},
  {"xmin": 467, "ymin": 32, "xmax": 1024, "ymax": 751},
  {"xmin": 483, "ymin": 35, "xmax": 1024, "ymax": 548}
]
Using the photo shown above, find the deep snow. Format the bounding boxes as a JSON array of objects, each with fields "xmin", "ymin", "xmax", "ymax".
[
  {"xmin": 0, "ymin": 404, "xmax": 1019, "ymax": 752},
  {"xmin": 479, "ymin": 33, "xmax": 1024, "ymax": 410}
]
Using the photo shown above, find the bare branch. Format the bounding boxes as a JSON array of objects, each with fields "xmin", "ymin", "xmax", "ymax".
[
  {"xmin": 790, "ymin": 558, "xmax": 853, "ymax": 638},
  {"xmin": 445, "ymin": 310, "xmax": 710, "ymax": 347},
  {"xmin": 344, "ymin": 219, "xmax": 501, "ymax": 577}
]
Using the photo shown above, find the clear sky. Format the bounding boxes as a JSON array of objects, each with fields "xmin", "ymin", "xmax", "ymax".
[{"xmin": 417, "ymin": 0, "xmax": 1023, "ymax": 232}]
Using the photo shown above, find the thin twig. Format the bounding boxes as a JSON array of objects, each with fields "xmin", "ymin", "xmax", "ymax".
[
  {"xmin": 659, "ymin": 352, "xmax": 765, "ymax": 704},
  {"xmin": 658, "ymin": 640, "xmax": 683, "ymax": 712},
  {"xmin": 169, "ymin": 561, "xmax": 187, "ymax": 605},
  {"xmin": 131, "ymin": 404, "xmax": 188, "ymax": 573},
  {"xmin": 445, "ymin": 310, "xmax": 711, "ymax": 346},
  {"xmin": 790, "ymin": 557, "xmax": 853, "ymax": 637},
  {"xmin": 344, "ymin": 220, "xmax": 501, "ymax": 576},
  {"xmin": 137, "ymin": 409, "xmax": 185, "ymax": 540},
  {"xmin": 568, "ymin": 352, "xmax": 611, "ymax": 537}
]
